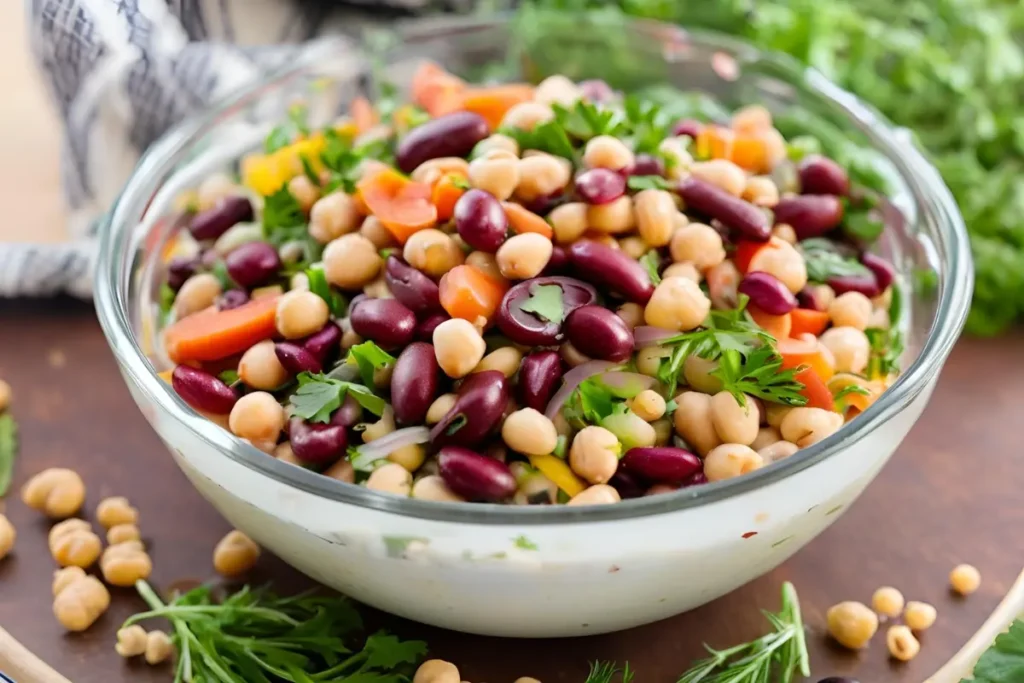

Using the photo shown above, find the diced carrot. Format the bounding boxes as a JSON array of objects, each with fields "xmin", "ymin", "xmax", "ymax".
[
  {"xmin": 411, "ymin": 62, "xmax": 467, "ymax": 117},
  {"xmin": 696, "ymin": 126, "xmax": 735, "ymax": 160},
  {"xmin": 431, "ymin": 172, "xmax": 467, "ymax": 222},
  {"xmin": 789, "ymin": 308, "xmax": 830, "ymax": 338},
  {"xmin": 459, "ymin": 84, "xmax": 536, "ymax": 130},
  {"xmin": 730, "ymin": 135, "xmax": 769, "ymax": 173},
  {"xmin": 793, "ymin": 366, "xmax": 835, "ymax": 411},
  {"xmin": 502, "ymin": 202, "xmax": 554, "ymax": 239},
  {"xmin": 778, "ymin": 334, "xmax": 835, "ymax": 382},
  {"xmin": 356, "ymin": 168, "xmax": 438, "ymax": 244},
  {"xmin": 528, "ymin": 454, "xmax": 585, "ymax": 497},
  {"xmin": 164, "ymin": 296, "xmax": 280, "ymax": 363},
  {"xmin": 439, "ymin": 265, "xmax": 509, "ymax": 324},
  {"xmin": 748, "ymin": 305, "xmax": 792, "ymax": 340},
  {"xmin": 350, "ymin": 96, "xmax": 378, "ymax": 134}
]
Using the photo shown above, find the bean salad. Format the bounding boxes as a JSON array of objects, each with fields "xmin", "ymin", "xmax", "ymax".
[{"xmin": 158, "ymin": 63, "xmax": 903, "ymax": 506}]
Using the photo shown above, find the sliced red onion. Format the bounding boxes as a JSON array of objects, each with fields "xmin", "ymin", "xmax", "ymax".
[
  {"xmin": 597, "ymin": 371, "xmax": 658, "ymax": 398},
  {"xmin": 349, "ymin": 426, "xmax": 430, "ymax": 471},
  {"xmin": 633, "ymin": 325, "xmax": 678, "ymax": 349},
  {"xmin": 543, "ymin": 360, "xmax": 619, "ymax": 421}
]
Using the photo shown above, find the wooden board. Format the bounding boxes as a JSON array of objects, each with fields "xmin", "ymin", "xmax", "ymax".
[{"xmin": 0, "ymin": 298, "xmax": 1021, "ymax": 683}]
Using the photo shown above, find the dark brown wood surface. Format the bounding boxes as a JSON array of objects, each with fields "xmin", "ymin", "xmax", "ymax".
[{"xmin": 0, "ymin": 298, "xmax": 1021, "ymax": 683}]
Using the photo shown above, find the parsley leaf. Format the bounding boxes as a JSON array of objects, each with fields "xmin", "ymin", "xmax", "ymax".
[
  {"xmin": 512, "ymin": 534, "xmax": 538, "ymax": 551},
  {"xmin": 967, "ymin": 618, "xmax": 1024, "ymax": 683},
  {"xmin": 450, "ymin": 176, "xmax": 472, "ymax": 190},
  {"xmin": 622, "ymin": 94, "xmax": 673, "ymax": 154},
  {"xmin": 551, "ymin": 100, "xmax": 626, "ymax": 140},
  {"xmin": 262, "ymin": 187, "xmax": 307, "ymax": 247},
  {"xmin": 210, "ymin": 260, "xmax": 237, "ymax": 291},
  {"xmin": 361, "ymin": 632, "xmax": 429, "ymax": 671},
  {"xmin": 306, "ymin": 266, "xmax": 348, "ymax": 318},
  {"xmin": 519, "ymin": 284, "xmax": 565, "ymax": 325},
  {"xmin": 799, "ymin": 239, "xmax": 872, "ymax": 283},
  {"xmin": 712, "ymin": 346, "xmax": 808, "ymax": 407},
  {"xmin": 347, "ymin": 341, "xmax": 396, "ymax": 388},
  {"xmin": 264, "ymin": 104, "xmax": 310, "ymax": 153},
  {"xmin": 843, "ymin": 207, "xmax": 885, "ymax": 242},
  {"xmin": 866, "ymin": 327, "xmax": 904, "ymax": 378},
  {"xmin": 218, "ymin": 370, "xmax": 240, "ymax": 386},
  {"xmin": 638, "ymin": 249, "xmax": 662, "ymax": 285},
  {"xmin": 319, "ymin": 130, "xmax": 396, "ymax": 195},
  {"xmin": 627, "ymin": 175, "xmax": 672, "ymax": 191},
  {"xmin": 289, "ymin": 372, "xmax": 385, "ymax": 423},
  {"xmin": 499, "ymin": 120, "xmax": 576, "ymax": 160},
  {"xmin": 0, "ymin": 413, "xmax": 18, "ymax": 497},
  {"xmin": 264, "ymin": 126, "xmax": 293, "ymax": 154}
]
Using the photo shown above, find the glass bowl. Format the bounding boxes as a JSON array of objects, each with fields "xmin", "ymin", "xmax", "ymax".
[{"xmin": 94, "ymin": 14, "xmax": 970, "ymax": 636}]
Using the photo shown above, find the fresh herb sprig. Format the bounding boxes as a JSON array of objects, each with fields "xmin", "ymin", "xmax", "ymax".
[
  {"xmin": 866, "ymin": 327, "xmax": 904, "ymax": 378},
  {"xmin": 584, "ymin": 661, "xmax": 634, "ymax": 683},
  {"xmin": 347, "ymin": 341, "xmax": 397, "ymax": 388},
  {"xmin": 289, "ymin": 372, "xmax": 386, "ymax": 422},
  {"xmin": 0, "ymin": 413, "xmax": 18, "ymax": 497},
  {"xmin": 966, "ymin": 618, "xmax": 1024, "ymax": 683}
]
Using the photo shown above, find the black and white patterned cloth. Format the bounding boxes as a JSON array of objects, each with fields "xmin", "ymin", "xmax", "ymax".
[{"xmin": 10, "ymin": 0, "xmax": 468, "ymax": 298}]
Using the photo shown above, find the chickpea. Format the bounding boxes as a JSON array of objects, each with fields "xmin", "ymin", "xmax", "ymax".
[
  {"xmin": 780, "ymin": 407, "xmax": 844, "ymax": 447},
  {"xmin": 618, "ymin": 236, "xmax": 649, "ymax": 260},
  {"xmin": 474, "ymin": 133, "xmax": 519, "ymax": 158},
  {"xmin": 560, "ymin": 341, "xmax": 592, "ymax": 368},
  {"xmin": 673, "ymin": 392, "xmax": 721, "ymax": 456},
  {"xmin": 237, "ymin": 340, "xmax": 289, "ymax": 390},
  {"xmin": 0, "ymin": 513, "xmax": 14, "ymax": 560},
  {"xmin": 872, "ymin": 586, "xmax": 905, "ymax": 618},
  {"xmin": 145, "ymin": 630, "xmax": 174, "ymax": 665},
  {"xmin": 404, "ymin": 229, "xmax": 464, "ymax": 278},
  {"xmin": 516, "ymin": 154, "xmax": 571, "ymax": 202},
  {"xmin": 703, "ymin": 444, "xmax": 763, "ymax": 482},
  {"xmin": 670, "ymin": 223, "xmax": 726, "ymax": 270},
  {"xmin": 411, "ymin": 158, "xmax": 471, "ymax": 186},
  {"xmin": 196, "ymin": 173, "xmax": 241, "ymax": 211},
  {"xmin": 290, "ymin": 271, "xmax": 310, "ymax": 291},
  {"xmin": 582, "ymin": 231, "xmax": 619, "ymax": 249},
  {"xmin": 515, "ymin": 678, "xmax": 542, "ymax": 683},
  {"xmin": 731, "ymin": 105, "xmax": 773, "ymax": 133},
  {"xmin": 322, "ymin": 458, "xmax": 355, "ymax": 483},
  {"xmin": 101, "ymin": 540, "xmax": 152, "ymax": 586},
  {"xmin": 275, "ymin": 289, "xmax": 330, "ymax": 339},
  {"xmin": 644, "ymin": 276, "xmax": 711, "ymax": 331},
  {"xmin": 21, "ymin": 468, "xmax": 86, "ymax": 519},
  {"xmin": 502, "ymin": 408, "xmax": 559, "ymax": 457},
  {"xmin": 359, "ymin": 215, "xmax": 398, "ymax": 250},
  {"xmin": 662, "ymin": 262, "xmax": 701, "ymax": 283},
  {"xmin": 465, "ymin": 251, "xmax": 508, "ymax": 285},
  {"xmin": 426, "ymin": 393, "xmax": 457, "ymax": 424},
  {"xmin": 710, "ymin": 392, "xmax": 759, "ymax": 445},
  {"xmin": 751, "ymin": 426, "xmax": 782, "ymax": 451},
  {"xmin": 513, "ymin": 471, "xmax": 559, "ymax": 505},
  {"xmin": 758, "ymin": 440, "xmax": 798, "ymax": 463},
  {"xmin": 764, "ymin": 402, "xmax": 792, "ymax": 429},
  {"xmin": 414, "ymin": 659, "xmax": 461, "ymax": 683},
  {"xmin": 340, "ymin": 317, "xmax": 363, "ymax": 349},
  {"xmin": 585, "ymin": 196, "xmax": 635, "ymax": 235},
  {"xmin": 229, "ymin": 391, "xmax": 286, "ymax": 442},
  {"xmin": 363, "ymin": 273, "xmax": 393, "ymax": 300},
  {"xmin": 950, "ymin": 563, "xmax": 981, "ymax": 595},
  {"xmin": 829, "ymin": 292, "xmax": 873, "ymax": 330},
  {"xmin": 366, "ymin": 462, "xmax": 413, "ymax": 496},
  {"xmin": 545, "ymin": 202, "xmax": 586, "ymax": 245},
  {"xmin": 288, "ymin": 174, "xmax": 321, "ymax": 213},
  {"xmin": 468, "ymin": 153, "xmax": 520, "ymax": 201},
  {"xmin": 868, "ymin": 308, "xmax": 890, "ymax": 330},
  {"xmin": 500, "ymin": 102, "xmax": 554, "ymax": 131},
  {"xmin": 324, "ymin": 233, "xmax": 383, "ymax": 289},
  {"xmin": 496, "ymin": 233, "xmax": 553, "ymax": 280},
  {"xmin": 535, "ymin": 74, "xmax": 583, "ymax": 106},
  {"xmin": 174, "ymin": 273, "xmax": 221, "ymax": 318},
  {"xmin": 362, "ymin": 407, "xmax": 396, "ymax": 443},
  {"xmin": 886, "ymin": 625, "xmax": 920, "ymax": 662},
  {"xmin": 474, "ymin": 346, "xmax": 523, "ymax": 377},
  {"xmin": 631, "ymin": 390, "xmax": 666, "ymax": 422},
  {"xmin": 569, "ymin": 426, "xmax": 621, "ymax": 484},
  {"xmin": 658, "ymin": 138, "xmax": 694, "ymax": 179},
  {"xmin": 614, "ymin": 303, "xmax": 643, "ymax": 330},
  {"xmin": 213, "ymin": 530, "xmax": 260, "ymax": 577},
  {"xmin": 412, "ymin": 475, "xmax": 465, "ymax": 502},
  {"xmin": 903, "ymin": 601, "xmax": 937, "ymax": 631},
  {"xmin": 567, "ymin": 484, "xmax": 621, "ymax": 506},
  {"xmin": 742, "ymin": 176, "xmax": 780, "ymax": 208},
  {"xmin": 0, "ymin": 378, "xmax": 10, "ymax": 411},
  {"xmin": 433, "ymin": 319, "xmax": 486, "ymax": 378},
  {"xmin": 819, "ymin": 326, "xmax": 871, "ymax": 375},
  {"xmin": 53, "ymin": 572, "xmax": 110, "ymax": 632},
  {"xmin": 635, "ymin": 345, "xmax": 671, "ymax": 377},
  {"xmin": 683, "ymin": 355, "xmax": 722, "ymax": 394},
  {"xmin": 690, "ymin": 159, "xmax": 746, "ymax": 197},
  {"xmin": 115, "ymin": 625, "xmax": 148, "ymax": 657},
  {"xmin": 49, "ymin": 518, "xmax": 102, "ymax": 568},
  {"xmin": 747, "ymin": 240, "xmax": 807, "ymax": 294},
  {"xmin": 632, "ymin": 189, "xmax": 675, "ymax": 246},
  {"xmin": 826, "ymin": 601, "xmax": 878, "ymax": 650},
  {"xmin": 107, "ymin": 523, "xmax": 141, "ymax": 546},
  {"xmin": 583, "ymin": 135, "xmax": 634, "ymax": 171},
  {"xmin": 387, "ymin": 443, "xmax": 426, "ymax": 472}
]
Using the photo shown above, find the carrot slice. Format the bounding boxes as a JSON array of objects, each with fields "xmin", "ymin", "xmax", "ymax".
[
  {"xmin": 789, "ymin": 308, "xmax": 830, "ymax": 338},
  {"xmin": 696, "ymin": 126, "xmax": 735, "ymax": 160},
  {"xmin": 793, "ymin": 366, "xmax": 835, "ymax": 411},
  {"xmin": 164, "ymin": 296, "xmax": 280, "ymax": 363},
  {"xmin": 502, "ymin": 202, "xmax": 554, "ymax": 239},
  {"xmin": 439, "ymin": 265, "xmax": 508, "ymax": 324},
  {"xmin": 748, "ymin": 305, "xmax": 792, "ymax": 340},
  {"xmin": 431, "ymin": 172, "xmax": 467, "ymax": 222},
  {"xmin": 350, "ymin": 96, "xmax": 378, "ymax": 134},
  {"xmin": 730, "ymin": 135, "xmax": 769, "ymax": 173},
  {"xmin": 356, "ymin": 168, "xmax": 438, "ymax": 244},
  {"xmin": 778, "ymin": 334, "xmax": 835, "ymax": 382},
  {"xmin": 459, "ymin": 84, "xmax": 536, "ymax": 130},
  {"xmin": 411, "ymin": 62, "xmax": 467, "ymax": 117}
]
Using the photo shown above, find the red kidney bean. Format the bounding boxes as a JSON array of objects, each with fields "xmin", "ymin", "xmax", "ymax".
[
  {"xmin": 189, "ymin": 196, "xmax": 253, "ymax": 241},
  {"xmin": 275, "ymin": 342, "xmax": 322, "ymax": 375},
  {"xmin": 628, "ymin": 153, "xmax": 665, "ymax": 177},
  {"xmin": 437, "ymin": 446, "xmax": 517, "ymax": 501},
  {"xmin": 575, "ymin": 168, "xmax": 626, "ymax": 205},
  {"xmin": 827, "ymin": 273, "xmax": 880, "ymax": 298},
  {"xmin": 579, "ymin": 79, "xmax": 615, "ymax": 103},
  {"xmin": 167, "ymin": 255, "xmax": 199, "ymax": 291},
  {"xmin": 567, "ymin": 240, "xmax": 654, "ymax": 304},
  {"xmin": 430, "ymin": 370, "xmax": 510, "ymax": 448},
  {"xmin": 622, "ymin": 447, "xmax": 702, "ymax": 483},
  {"xmin": 518, "ymin": 350, "xmax": 564, "ymax": 412},
  {"xmin": 331, "ymin": 395, "xmax": 363, "ymax": 427},
  {"xmin": 171, "ymin": 365, "xmax": 239, "ymax": 414},
  {"xmin": 496, "ymin": 276, "xmax": 597, "ymax": 345},
  {"xmin": 289, "ymin": 417, "xmax": 348, "ymax": 464},
  {"xmin": 384, "ymin": 256, "xmax": 441, "ymax": 315},
  {"xmin": 395, "ymin": 112, "xmax": 489, "ymax": 174},
  {"xmin": 225, "ymin": 242, "xmax": 281, "ymax": 288},
  {"xmin": 678, "ymin": 177, "xmax": 770, "ymax": 242},
  {"xmin": 609, "ymin": 469, "xmax": 645, "ymax": 499},
  {"xmin": 672, "ymin": 118, "xmax": 703, "ymax": 139},
  {"xmin": 217, "ymin": 289, "xmax": 250, "ymax": 311},
  {"xmin": 860, "ymin": 252, "xmax": 895, "ymax": 292},
  {"xmin": 303, "ymin": 323, "xmax": 342, "ymax": 362},
  {"xmin": 454, "ymin": 189, "xmax": 508, "ymax": 252},
  {"xmin": 796, "ymin": 286, "xmax": 828, "ymax": 311},
  {"xmin": 682, "ymin": 471, "xmax": 708, "ymax": 487},
  {"xmin": 349, "ymin": 298, "xmax": 416, "ymax": 349},
  {"xmin": 390, "ymin": 342, "xmax": 440, "ymax": 425},
  {"xmin": 520, "ymin": 192, "xmax": 563, "ymax": 216},
  {"xmin": 773, "ymin": 195, "xmax": 844, "ymax": 240},
  {"xmin": 540, "ymin": 245, "xmax": 569, "ymax": 276},
  {"xmin": 738, "ymin": 272, "xmax": 798, "ymax": 315},
  {"xmin": 415, "ymin": 313, "xmax": 449, "ymax": 342},
  {"xmin": 348, "ymin": 293, "xmax": 368, "ymax": 313},
  {"xmin": 798, "ymin": 155, "xmax": 850, "ymax": 196},
  {"xmin": 564, "ymin": 305, "xmax": 634, "ymax": 362}
]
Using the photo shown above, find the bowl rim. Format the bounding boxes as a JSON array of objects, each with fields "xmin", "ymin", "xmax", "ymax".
[{"xmin": 95, "ymin": 13, "xmax": 972, "ymax": 526}]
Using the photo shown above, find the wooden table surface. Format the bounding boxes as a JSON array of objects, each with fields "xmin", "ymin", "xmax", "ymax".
[{"xmin": 0, "ymin": 297, "xmax": 1021, "ymax": 683}]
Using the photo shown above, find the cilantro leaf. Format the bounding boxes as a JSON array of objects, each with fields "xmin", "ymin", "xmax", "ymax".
[
  {"xmin": 264, "ymin": 126, "xmax": 293, "ymax": 154},
  {"xmin": 347, "ymin": 341, "xmax": 396, "ymax": 388},
  {"xmin": 712, "ymin": 346, "xmax": 808, "ymax": 407},
  {"xmin": 564, "ymin": 376, "xmax": 621, "ymax": 426},
  {"xmin": 843, "ymin": 208, "xmax": 885, "ymax": 242},
  {"xmin": 967, "ymin": 619, "xmax": 1024, "ymax": 683},
  {"xmin": 638, "ymin": 249, "xmax": 662, "ymax": 285},
  {"xmin": 0, "ymin": 413, "xmax": 18, "ymax": 497},
  {"xmin": 519, "ymin": 284, "xmax": 565, "ymax": 325},
  {"xmin": 289, "ymin": 372, "xmax": 386, "ymax": 423},
  {"xmin": 306, "ymin": 266, "xmax": 348, "ymax": 318},
  {"xmin": 551, "ymin": 100, "xmax": 626, "ymax": 140},
  {"xmin": 627, "ymin": 175, "xmax": 672, "ymax": 191},
  {"xmin": 218, "ymin": 370, "xmax": 240, "ymax": 386},
  {"xmin": 499, "ymin": 120, "xmax": 576, "ymax": 160},
  {"xmin": 362, "ymin": 631, "xmax": 429, "ymax": 671},
  {"xmin": 799, "ymin": 239, "xmax": 871, "ymax": 283},
  {"xmin": 513, "ymin": 534, "xmax": 538, "ymax": 551},
  {"xmin": 264, "ymin": 104, "xmax": 310, "ymax": 153},
  {"xmin": 262, "ymin": 187, "xmax": 307, "ymax": 247},
  {"xmin": 866, "ymin": 327, "xmax": 904, "ymax": 378}
]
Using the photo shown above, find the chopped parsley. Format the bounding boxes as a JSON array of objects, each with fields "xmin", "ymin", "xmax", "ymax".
[
  {"xmin": 450, "ymin": 175, "xmax": 472, "ymax": 190},
  {"xmin": 347, "ymin": 341, "xmax": 396, "ymax": 388},
  {"xmin": 512, "ymin": 534, "xmax": 538, "ymax": 551},
  {"xmin": 263, "ymin": 104, "xmax": 311, "ymax": 153},
  {"xmin": 261, "ymin": 186, "xmax": 307, "ymax": 247},
  {"xmin": 551, "ymin": 100, "xmax": 627, "ymax": 141},
  {"xmin": 306, "ymin": 266, "xmax": 348, "ymax": 318},
  {"xmin": 289, "ymin": 372, "xmax": 385, "ymax": 423},
  {"xmin": 319, "ymin": 130, "xmax": 396, "ymax": 195},
  {"xmin": 499, "ymin": 120, "xmax": 575, "ymax": 160},
  {"xmin": 711, "ymin": 346, "xmax": 807, "ymax": 408},
  {"xmin": 638, "ymin": 249, "xmax": 662, "ymax": 285},
  {"xmin": 832, "ymin": 384, "xmax": 872, "ymax": 413},
  {"xmin": 519, "ymin": 284, "xmax": 565, "ymax": 325},
  {"xmin": 622, "ymin": 93, "xmax": 674, "ymax": 155},
  {"xmin": 865, "ymin": 327, "xmax": 904, "ymax": 378},
  {"xmin": 799, "ymin": 238, "xmax": 872, "ymax": 283},
  {"xmin": 217, "ymin": 370, "xmax": 240, "ymax": 386},
  {"xmin": 627, "ymin": 175, "xmax": 672, "ymax": 192},
  {"xmin": 210, "ymin": 260, "xmax": 236, "ymax": 291}
]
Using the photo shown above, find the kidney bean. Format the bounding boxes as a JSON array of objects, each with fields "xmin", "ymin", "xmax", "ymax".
[
  {"xmin": 564, "ymin": 305, "xmax": 634, "ymax": 362},
  {"xmin": 496, "ymin": 276, "xmax": 597, "ymax": 345},
  {"xmin": 567, "ymin": 240, "xmax": 654, "ymax": 304},
  {"xmin": 575, "ymin": 168, "xmax": 626, "ymax": 205},
  {"xmin": 391, "ymin": 342, "xmax": 440, "ymax": 425},
  {"xmin": 816, "ymin": 678, "xmax": 860, "ymax": 683},
  {"xmin": 455, "ymin": 189, "xmax": 508, "ymax": 252},
  {"xmin": 579, "ymin": 79, "xmax": 615, "ymax": 103},
  {"xmin": 349, "ymin": 298, "xmax": 416, "ymax": 349},
  {"xmin": 672, "ymin": 118, "xmax": 703, "ymax": 139},
  {"xmin": 520, "ymin": 192, "xmax": 563, "ymax": 216},
  {"xmin": 348, "ymin": 293, "xmax": 368, "ymax": 314},
  {"xmin": 189, "ymin": 196, "xmax": 253, "ymax": 241},
  {"xmin": 395, "ymin": 112, "xmax": 489, "ymax": 174},
  {"xmin": 430, "ymin": 370, "xmax": 510, "ymax": 448},
  {"xmin": 331, "ymin": 395, "xmax": 363, "ymax": 427},
  {"xmin": 275, "ymin": 342, "xmax": 322, "ymax": 375},
  {"xmin": 415, "ymin": 313, "xmax": 450, "ymax": 342},
  {"xmin": 171, "ymin": 365, "xmax": 239, "ymax": 414},
  {"xmin": 773, "ymin": 195, "xmax": 844, "ymax": 240},
  {"xmin": 628, "ymin": 153, "xmax": 665, "ymax": 177},
  {"xmin": 609, "ymin": 469, "xmax": 645, "ymax": 499},
  {"xmin": 384, "ymin": 256, "xmax": 441, "ymax": 315},
  {"xmin": 678, "ymin": 177, "xmax": 770, "ymax": 241},
  {"xmin": 682, "ymin": 471, "xmax": 708, "ymax": 487},
  {"xmin": 798, "ymin": 155, "xmax": 850, "ymax": 196},
  {"xmin": 518, "ymin": 350, "xmax": 564, "ymax": 412},
  {"xmin": 738, "ymin": 272, "xmax": 798, "ymax": 315},
  {"xmin": 622, "ymin": 447, "xmax": 702, "ymax": 483},
  {"xmin": 860, "ymin": 252, "xmax": 895, "ymax": 292},
  {"xmin": 167, "ymin": 255, "xmax": 199, "ymax": 291},
  {"xmin": 303, "ymin": 323, "xmax": 342, "ymax": 362},
  {"xmin": 827, "ymin": 273, "xmax": 880, "ymax": 298},
  {"xmin": 541, "ymin": 245, "xmax": 569, "ymax": 276},
  {"xmin": 796, "ymin": 286, "xmax": 828, "ymax": 311},
  {"xmin": 289, "ymin": 417, "xmax": 348, "ymax": 464},
  {"xmin": 217, "ymin": 289, "xmax": 250, "ymax": 311},
  {"xmin": 438, "ymin": 446, "xmax": 516, "ymax": 501},
  {"xmin": 225, "ymin": 241, "xmax": 281, "ymax": 288}
]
